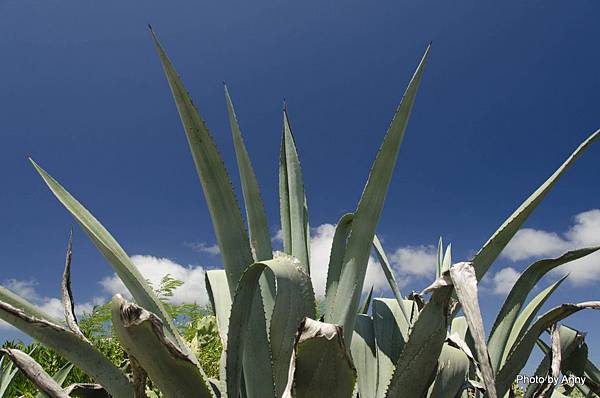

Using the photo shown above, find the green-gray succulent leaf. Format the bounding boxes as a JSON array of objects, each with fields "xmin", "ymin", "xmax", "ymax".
[
  {"xmin": 0, "ymin": 300, "xmax": 132, "ymax": 398},
  {"xmin": 385, "ymin": 283, "xmax": 452, "ymax": 397},
  {"xmin": 351, "ymin": 314, "xmax": 378, "ymax": 398},
  {"xmin": 325, "ymin": 44, "xmax": 430, "ymax": 344},
  {"xmin": 279, "ymin": 106, "xmax": 311, "ymax": 273},
  {"xmin": 150, "ymin": 28, "xmax": 254, "ymax": 297},
  {"xmin": 487, "ymin": 247, "xmax": 598, "ymax": 371},
  {"xmin": 471, "ymin": 128, "xmax": 600, "ymax": 282},
  {"xmin": 30, "ymin": 159, "xmax": 190, "ymax": 358},
  {"xmin": 427, "ymin": 342, "xmax": 470, "ymax": 398},
  {"xmin": 225, "ymin": 255, "xmax": 316, "ymax": 398},
  {"xmin": 111, "ymin": 295, "xmax": 215, "ymax": 398},
  {"xmin": 224, "ymin": 85, "xmax": 273, "ymax": 262},
  {"xmin": 291, "ymin": 318, "xmax": 356, "ymax": 398},
  {"xmin": 496, "ymin": 301, "xmax": 600, "ymax": 397},
  {"xmin": 205, "ymin": 270, "xmax": 232, "ymax": 346},
  {"xmin": 449, "ymin": 262, "xmax": 496, "ymax": 398}
]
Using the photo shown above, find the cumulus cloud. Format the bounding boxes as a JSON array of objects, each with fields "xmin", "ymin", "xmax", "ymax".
[
  {"xmin": 389, "ymin": 245, "xmax": 437, "ymax": 279},
  {"xmin": 487, "ymin": 267, "xmax": 521, "ymax": 295},
  {"xmin": 0, "ymin": 280, "xmax": 104, "ymax": 330},
  {"xmin": 501, "ymin": 209, "xmax": 600, "ymax": 284},
  {"xmin": 185, "ymin": 242, "xmax": 220, "ymax": 256},
  {"xmin": 100, "ymin": 255, "xmax": 209, "ymax": 306}
]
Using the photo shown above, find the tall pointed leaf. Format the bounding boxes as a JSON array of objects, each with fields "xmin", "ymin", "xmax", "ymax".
[
  {"xmin": 31, "ymin": 159, "xmax": 190, "ymax": 356},
  {"xmin": 385, "ymin": 284, "xmax": 452, "ymax": 397},
  {"xmin": 496, "ymin": 301, "xmax": 600, "ymax": 397},
  {"xmin": 373, "ymin": 235, "xmax": 411, "ymax": 326},
  {"xmin": 449, "ymin": 263, "xmax": 496, "ymax": 398},
  {"xmin": 0, "ymin": 349, "xmax": 69, "ymax": 398},
  {"xmin": 0, "ymin": 356, "xmax": 19, "ymax": 398},
  {"xmin": 225, "ymin": 255, "xmax": 316, "ymax": 398},
  {"xmin": 35, "ymin": 362, "xmax": 74, "ymax": 398},
  {"xmin": 0, "ymin": 301, "xmax": 133, "ymax": 398},
  {"xmin": 500, "ymin": 276, "xmax": 568, "ymax": 368},
  {"xmin": 279, "ymin": 106, "xmax": 310, "ymax": 272},
  {"xmin": 205, "ymin": 270, "xmax": 232, "ymax": 345},
  {"xmin": 150, "ymin": 28, "xmax": 254, "ymax": 295},
  {"xmin": 324, "ymin": 213, "xmax": 353, "ymax": 312},
  {"xmin": 436, "ymin": 237, "xmax": 443, "ymax": 280},
  {"xmin": 351, "ymin": 315, "xmax": 378, "ymax": 398},
  {"xmin": 359, "ymin": 285, "xmax": 374, "ymax": 314},
  {"xmin": 325, "ymin": 45, "xmax": 430, "ymax": 343},
  {"xmin": 373, "ymin": 298, "xmax": 408, "ymax": 398},
  {"xmin": 487, "ymin": 247, "xmax": 598, "ymax": 371},
  {"xmin": 224, "ymin": 85, "xmax": 273, "ymax": 261},
  {"xmin": 111, "ymin": 295, "xmax": 215, "ymax": 398},
  {"xmin": 471, "ymin": 129, "xmax": 600, "ymax": 281},
  {"xmin": 60, "ymin": 230, "xmax": 89, "ymax": 343}
]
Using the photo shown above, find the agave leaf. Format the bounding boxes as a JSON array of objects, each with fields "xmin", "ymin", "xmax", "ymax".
[
  {"xmin": 427, "ymin": 343, "xmax": 470, "ymax": 398},
  {"xmin": 451, "ymin": 316, "xmax": 468, "ymax": 339},
  {"xmin": 60, "ymin": 230, "xmax": 89, "ymax": 344},
  {"xmin": 226, "ymin": 255, "xmax": 316, "ymax": 398},
  {"xmin": 385, "ymin": 283, "xmax": 453, "ymax": 397},
  {"xmin": 35, "ymin": 362, "xmax": 74, "ymax": 398},
  {"xmin": 324, "ymin": 213, "xmax": 354, "ymax": 312},
  {"xmin": 0, "ymin": 300, "xmax": 132, "ymax": 398},
  {"xmin": 326, "ymin": 45, "xmax": 430, "ymax": 344},
  {"xmin": 372, "ymin": 298, "xmax": 408, "ymax": 398},
  {"xmin": 500, "ymin": 276, "xmax": 568, "ymax": 368},
  {"xmin": 1, "ymin": 348, "xmax": 69, "ymax": 398},
  {"xmin": 525, "ymin": 326, "xmax": 586, "ymax": 398},
  {"xmin": 534, "ymin": 325, "xmax": 562, "ymax": 398},
  {"xmin": 30, "ymin": 159, "xmax": 190, "ymax": 357},
  {"xmin": 0, "ymin": 356, "xmax": 19, "ymax": 398},
  {"xmin": 442, "ymin": 243, "xmax": 452, "ymax": 274},
  {"xmin": 436, "ymin": 237, "xmax": 443, "ymax": 280},
  {"xmin": 149, "ymin": 28, "xmax": 254, "ymax": 295},
  {"xmin": 224, "ymin": 85, "xmax": 273, "ymax": 262},
  {"xmin": 496, "ymin": 301, "xmax": 600, "ymax": 397},
  {"xmin": 149, "ymin": 34, "xmax": 278, "ymax": 396},
  {"xmin": 291, "ymin": 318, "xmax": 356, "ymax": 398},
  {"xmin": 471, "ymin": 129, "xmax": 600, "ymax": 282},
  {"xmin": 488, "ymin": 247, "xmax": 598, "ymax": 371},
  {"xmin": 372, "ymin": 235, "xmax": 411, "ymax": 325},
  {"xmin": 449, "ymin": 262, "xmax": 496, "ymax": 398},
  {"xmin": 223, "ymin": 87, "xmax": 278, "ymax": 391},
  {"xmin": 205, "ymin": 270, "xmax": 232, "ymax": 345},
  {"xmin": 584, "ymin": 359, "xmax": 600, "ymax": 395},
  {"xmin": 279, "ymin": 106, "xmax": 310, "ymax": 272},
  {"xmin": 0, "ymin": 286, "xmax": 60, "ymax": 324},
  {"xmin": 111, "ymin": 295, "xmax": 215, "ymax": 398},
  {"xmin": 351, "ymin": 314, "xmax": 378, "ymax": 398},
  {"xmin": 359, "ymin": 285, "xmax": 374, "ymax": 314}
]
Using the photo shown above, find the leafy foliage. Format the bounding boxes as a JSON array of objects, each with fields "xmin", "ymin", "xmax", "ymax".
[{"xmin": 0, "ymin": 275, "xmax": 221, "ymax": 396}]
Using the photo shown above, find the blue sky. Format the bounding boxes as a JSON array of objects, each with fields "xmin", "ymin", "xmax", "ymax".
[{"xmin": 1, "ymin": 0, "xmax": 600, "ymax": 370}]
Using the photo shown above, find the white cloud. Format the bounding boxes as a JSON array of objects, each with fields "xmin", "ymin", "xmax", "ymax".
[
  {"xmin": 186, "ymin": 242, "xmax": 220, "ymax": 256},
  {"xmin": 502, "ymin": 229, "xmax": 569, "ymax": 261},
  {"xmin": 100, "ymin": 255, "xmax": 209, "ymax": 306},
  {"xmin": 3, "ymin": 279, "xmax": 40, "ymax": 301},
  {"xmin": 0, "ymin": 281, "xmax": 104, "ymax": 330},
  {"xmin": 389, "ymin": 245, "xmax": 437, "ymax": 279},
  {"xmin": 500, "ymin": 209, "xmax": 600, "ymax": 284},
  {"xmin": 487, "ymin": 267, "xmax": 521, "ymax": 295}
]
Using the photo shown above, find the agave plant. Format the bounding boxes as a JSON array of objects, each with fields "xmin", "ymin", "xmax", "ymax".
[{"xmin": 1, "ymin": 27, "xmax": 600, "ymax": 398}]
